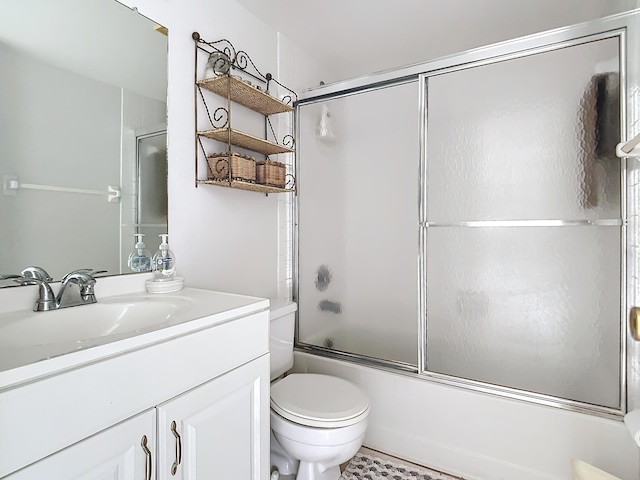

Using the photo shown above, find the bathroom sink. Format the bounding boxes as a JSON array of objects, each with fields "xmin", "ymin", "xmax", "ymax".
[
  {"xmin": 0, "ymin": 286, "xmax": 269, "ymax": 387},
  {"xmin": 0, "ymin": 294, "xmax": 197, "ymax": 372},
  {"xmin": 0, "ymin": 296, "xmax": 195, "ymax": 348}
]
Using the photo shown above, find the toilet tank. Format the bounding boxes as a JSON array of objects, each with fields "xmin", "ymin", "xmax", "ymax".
[{"xmin": 270, "ymin": 300, "xmax": 297, "ymax": 380}]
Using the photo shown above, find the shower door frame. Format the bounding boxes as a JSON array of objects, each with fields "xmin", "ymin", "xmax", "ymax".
[
  {"xmin": 294, "ymin": 10, "xmax": 640, "ymax": 419},
  {"xmin": 418, "ymin": 30, "xmax": 628, "ymax": 419}
]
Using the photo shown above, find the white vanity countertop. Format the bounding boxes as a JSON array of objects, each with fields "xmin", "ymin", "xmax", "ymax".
[{"xmin": 0, "ymin": 276, "xmax": 269, "ymax": 390}]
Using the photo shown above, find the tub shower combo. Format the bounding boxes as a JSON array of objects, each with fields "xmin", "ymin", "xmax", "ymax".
[{"xmin": 294, "ymin": 16, "xmax": 640, "ymax": 419}]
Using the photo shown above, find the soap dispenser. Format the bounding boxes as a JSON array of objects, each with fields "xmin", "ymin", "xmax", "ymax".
[
  {"xmin": 152, "ymin": 234, "xmax": 176, "ymax": 281},
  {"xmin": 128, "ymin": 234, "xmax": 152, "ymax": 272}
]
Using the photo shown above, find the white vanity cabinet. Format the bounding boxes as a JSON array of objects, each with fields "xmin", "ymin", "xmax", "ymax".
[
  {"xmin": 157, "ymin": 355, "xmax": 269, "ymax": 479},
  {"xmin": 0, "ymin": 290, "xmax": 270, "ymax": 480},
  {"xmin": 6, "ymin": 410, "xmax": 156, "ymax": 480},
  {"xmin": 8, "ymin": 355, "xmax": 269, "ymax": 480}
]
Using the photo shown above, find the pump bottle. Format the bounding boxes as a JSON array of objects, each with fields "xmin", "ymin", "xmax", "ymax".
[
  {"xmin": 152, "ymin": 234, "xmax": 176, "ymax": 281},
  {"xmin": 128, "ymin": 234, "xmax": 152, "ymax": 272}
]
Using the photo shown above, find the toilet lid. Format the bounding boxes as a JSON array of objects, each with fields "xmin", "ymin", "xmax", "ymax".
[{"xmin": 270, "ymin": 374, "xmax": 370, "ymax": 428}]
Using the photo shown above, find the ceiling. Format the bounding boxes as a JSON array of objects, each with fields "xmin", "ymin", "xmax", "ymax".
[{"xmin": 237, "ymin": 0, "xmax": 639, "ymax": 85}]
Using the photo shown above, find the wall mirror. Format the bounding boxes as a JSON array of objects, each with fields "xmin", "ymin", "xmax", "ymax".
[{"xmin": 0, "ymin": 0, "xmax": 168, "ymax": 286}]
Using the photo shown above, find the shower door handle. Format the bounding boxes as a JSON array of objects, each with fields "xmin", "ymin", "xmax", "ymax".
[{"xmin": 630, "ymin": 307, "xmax": 640, "ymax": 341}]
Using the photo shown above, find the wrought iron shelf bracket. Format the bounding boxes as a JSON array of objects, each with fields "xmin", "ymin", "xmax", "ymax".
[{"xmin": 192, "ymin": 32, "xmax": 298, "ymax": 105}]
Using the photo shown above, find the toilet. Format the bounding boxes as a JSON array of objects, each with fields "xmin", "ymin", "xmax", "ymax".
[{"xmin": 269, "ymin": 300, "xmax": 370, "ymax": 480}]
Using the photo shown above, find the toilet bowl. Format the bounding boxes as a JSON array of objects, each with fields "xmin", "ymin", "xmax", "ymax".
[{"xmin": 269, "ymin": 302, "xmax": 370, "ymax": 480}]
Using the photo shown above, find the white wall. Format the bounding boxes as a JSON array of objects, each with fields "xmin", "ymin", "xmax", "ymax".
[{"xmin": 114, "ymin": 0, "xmax": 323, "ymax": 300}]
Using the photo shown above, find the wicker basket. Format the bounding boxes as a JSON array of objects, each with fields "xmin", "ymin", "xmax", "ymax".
[
  {"xmin": 207, "ymin": 152, "xmax": 256, "ymax": 183},
  {"xmin": 256, "ymin": 160, "xmax": 286, "ymax": 188}
]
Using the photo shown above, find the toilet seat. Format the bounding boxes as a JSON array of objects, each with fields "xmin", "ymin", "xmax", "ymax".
[{"xmin": 270, "ymin": 374, "xmax": 370, "ymax": 428}]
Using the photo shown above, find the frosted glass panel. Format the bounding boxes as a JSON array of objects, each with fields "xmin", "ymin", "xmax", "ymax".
[
  {"xmin": 297, "ymin": 83, "xmax": 419, "ymax": 365},
  {"xmin": 424, "ymin": 38, "xmax": 623, "ymax": 409},
  {"xmin": 137, "ymin": 132, "xmax": 168, "ymax": 232},
  {"xmin": 427, "ymin": 37, "xmax": 620, "ymax": 223},
  {"xmin": 426, "ymin": 226, "xmax": 621, "ymax": 408},
  {"xmin": 133, "ymin": 132, "xmax": 168, "ymax": 268}
]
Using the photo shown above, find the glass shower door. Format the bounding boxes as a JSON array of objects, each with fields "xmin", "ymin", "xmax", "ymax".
[
  {"xmin": 136, "ymin": 131, "xmax": 168, "ymax": 242},
  {"xmin": 422, "ymin": 34, "xmax": 624, "ymax": 411},
  {"xmin": 296, "ymin": 82, "xmax": 420, "ymax": 366}
]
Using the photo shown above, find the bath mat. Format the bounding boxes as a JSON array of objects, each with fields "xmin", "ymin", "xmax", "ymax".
[{"xmin": 340, "ymin": 452, "xmax": 461, "ymax": 480}]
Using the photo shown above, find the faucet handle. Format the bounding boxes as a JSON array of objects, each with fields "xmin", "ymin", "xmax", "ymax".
[
  {"xmin": 21, "ymin": 266, "xmax": 53, "ymax": 282},
  {"xmin": 0, "ymin": 274, "xmax": 21, "ymax": 280},
  {"xmin": 61, "ymin": 269, "xmax": 107, "ymax": 283},
  {"xmin": 63, "ymin": 272, "xmax": 97, "ymax": 286},
  {"xmin": 61, "ymin": 268, "xmax": 92, "ymax": 283},
  {"xmin": 0, "ymin": 273, "xmax": 26, "ymax": 283}
]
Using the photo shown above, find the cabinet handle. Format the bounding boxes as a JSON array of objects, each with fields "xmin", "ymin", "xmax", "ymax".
[
  {"xmin": 170, "ymin": 420, "xmax": 182, "ymax": 476},
  {"xmin": 141, "ymin": 435, "xmax": 152, "ymax": 480}
]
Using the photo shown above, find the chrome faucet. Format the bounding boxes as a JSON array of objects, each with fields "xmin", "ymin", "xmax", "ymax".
[
  {"xmin": 1, "ymin": 267, "xmax": 104, "ymax": 312},
  {"xmin": 1, "ymin": 274, "xmax": 57, "ymax": 311},
  {"xmin": 57, "ymin": 271, "xmax": 98, "ymax": 309}
]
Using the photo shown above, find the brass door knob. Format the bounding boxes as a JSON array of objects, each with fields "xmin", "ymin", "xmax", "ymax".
[{"xmin": 630, "ymin": 307, "xmax": 640, "ymax": 341}]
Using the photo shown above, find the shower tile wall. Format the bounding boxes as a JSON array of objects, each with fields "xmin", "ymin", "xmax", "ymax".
[{"xmin": 275, "ymin": 32, "xmax": 323, "ymax": 301}]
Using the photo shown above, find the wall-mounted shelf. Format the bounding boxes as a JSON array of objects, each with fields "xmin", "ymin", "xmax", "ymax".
[
  {"xmin": 196, "ymin": 179, "xmax": 292, "ymax": 194},
  {"xmin": 192, "ymin": 33, "xmax": 297, "ymax": 195},
  {"xmin": 197, "ymin": 76, "xmax": 293, "ymax": 116},
  {"xmin": 197, "ymin": 127, "xmax": 294, "ymax": 155}
]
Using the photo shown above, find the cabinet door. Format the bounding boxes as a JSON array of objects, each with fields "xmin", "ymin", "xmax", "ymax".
[
  {"xmin": 6, "ymin": 410, "xmax": 155, "ymax": 480},
  {"xmin": 157, "ymin": 354, "xmax": 269, "ymax": 480}
]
